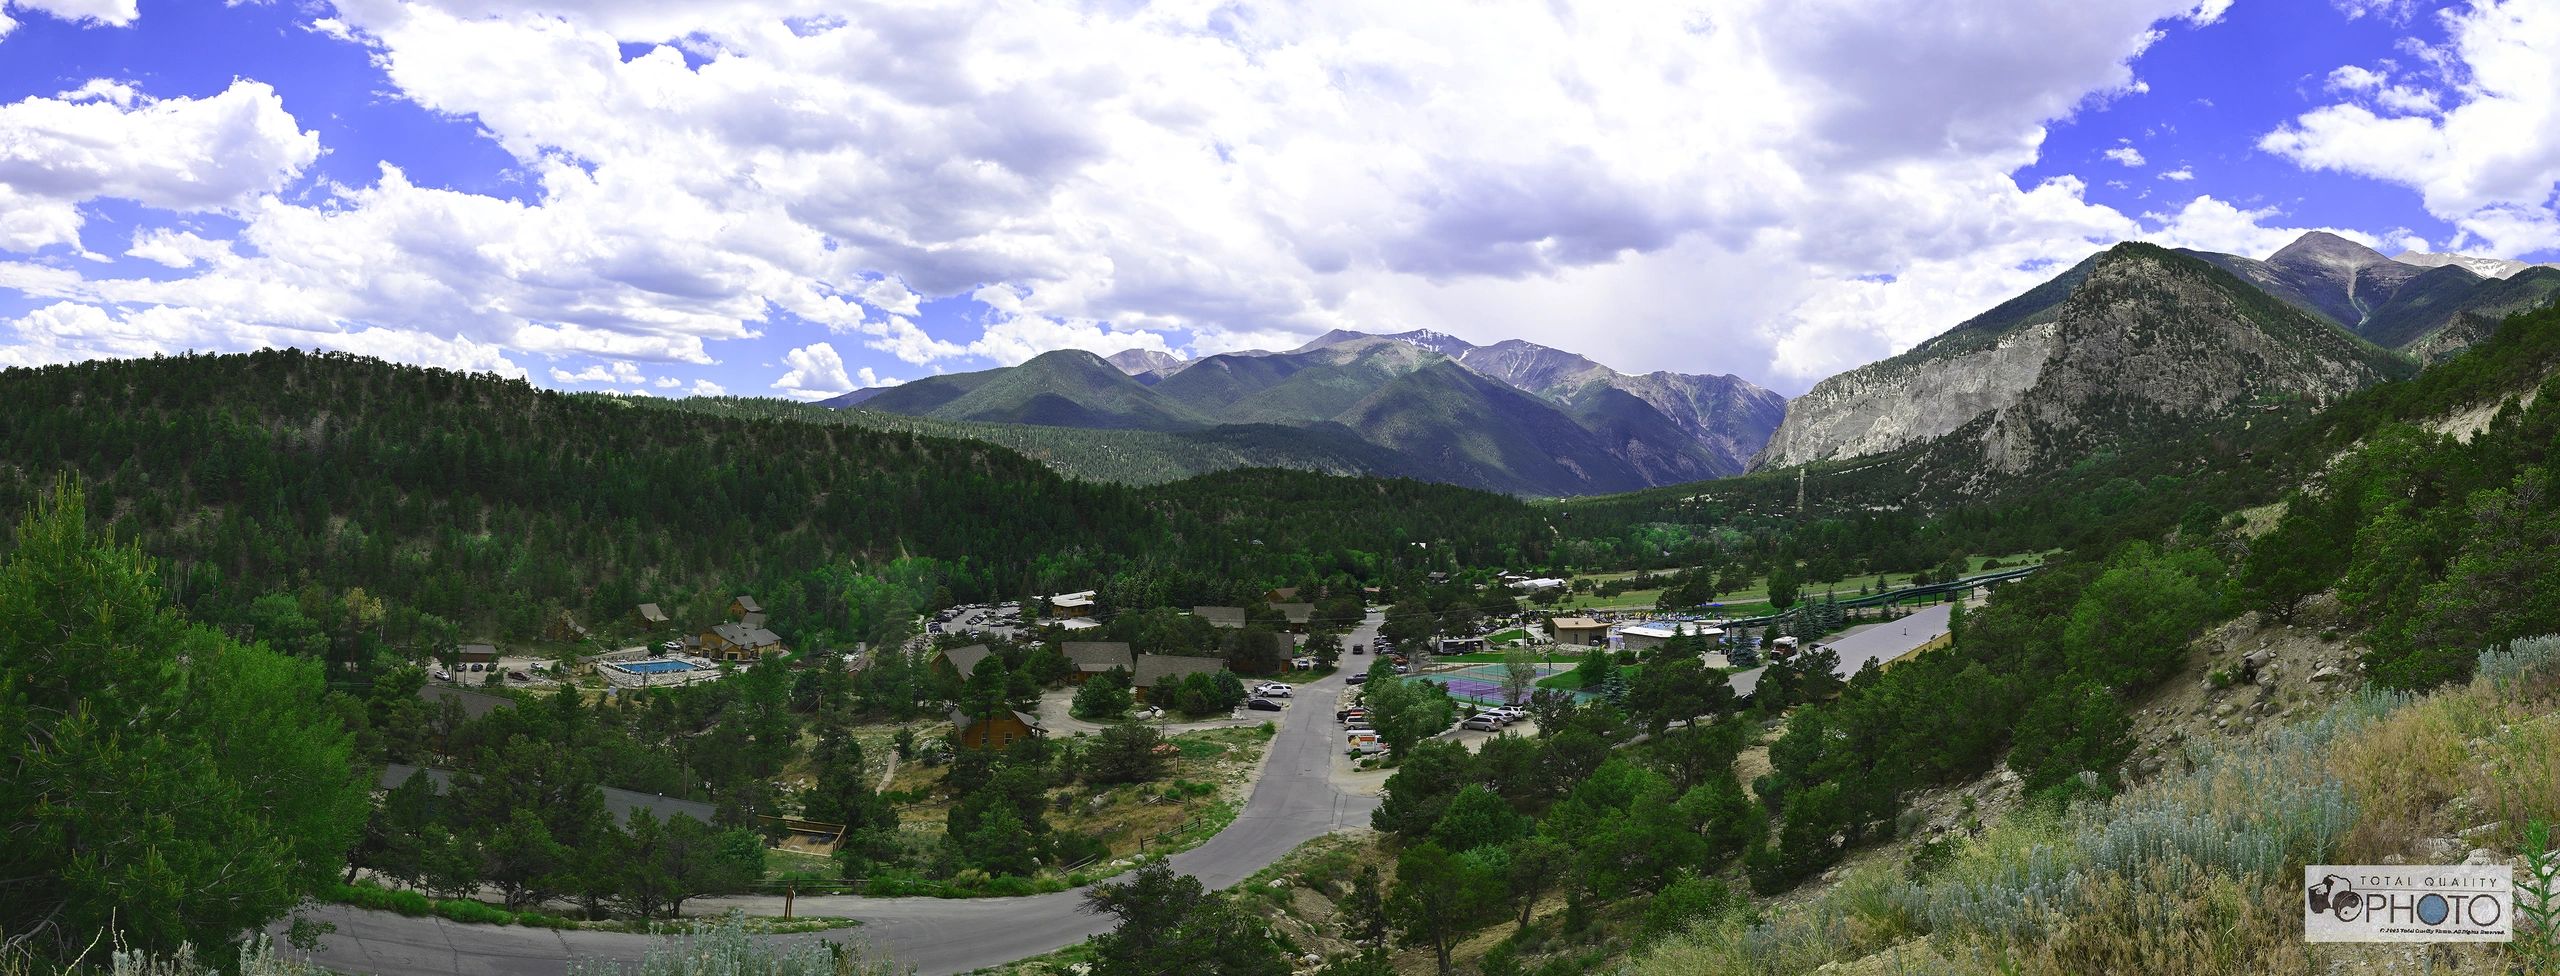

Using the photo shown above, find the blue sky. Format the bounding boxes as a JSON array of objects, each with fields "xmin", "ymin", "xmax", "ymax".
[{"xmin": 1, "ymin": 0, "xmax": 2554, "ymax": 398}]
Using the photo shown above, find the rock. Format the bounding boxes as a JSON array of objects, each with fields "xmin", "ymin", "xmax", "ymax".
[
  {"xmin": 2469, "ymin": 849, "xmax": 2499, "ymax": 866},
  {"xmin": 2243, "ymin": 650, "xmax": 2273, "ymax": 671},
  {"xmin": 1268, "ymin": 878, "xmax": 1289, "ymax": 888},
  {"xmin": 2311, "ymin": 665, "xmax": 2343, "ymax": 682},
  {"xmin": 2461, "ymin": 822, "xmax": 2503, "ymax": 839},
  {"xmin": 1996, "ymin": 768, "xmax": 2019, "ymax": 785}
]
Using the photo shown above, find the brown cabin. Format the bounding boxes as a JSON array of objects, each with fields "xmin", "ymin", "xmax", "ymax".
[
  {"xmin": 727, "ymin": 596, "xmax": 762, "ymax": 620},
  {"xmin": 951, "ymin": 708, "xmax": 1044, "ymax": 751},
  {"xmin": 635, "ymin": 603, "xmax": 670, "ymax": 629},
  {"xmin": 1130, "ymin": 653, "xmax": 1229, "ymax": 702},
  {"xmin": 1061, "ymin": 642, "xmax": 1134, "ymax": 683},
  {"xmin": 702, "ymin": 622, "xmax": 784, "ymax": 662}
]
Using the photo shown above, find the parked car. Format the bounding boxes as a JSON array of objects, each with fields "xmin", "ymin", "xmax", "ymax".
[
  {"xmin": 1490, "ymin": 706, "xmax": 1529, "ymax": 723},
  {"xmin": 431, "ymin": 668, "xmax": 453, "ymax": 682},
  {"xmin": 1460, "ymin": 714, "xmax": 1503, "ymax": 732},
  {"xmin": 1346, "ymin": 672, "xmax": 1369, "ymax": 685},
  {"xmin": 1242, "ymin": 697, "xmax": 1284, "ymax": 712},
  {"xmin": 1338, "ymin": 710, "xmax": 1368, "ymax": 725},
  {"xmin": 506, "ymin": 670, "xmax": 530, "ymax": 682},
  {"xmin": 1351, "ymin": 644, "xmax": 1367, "ymax": 655},
  {"xmin": 467, "ymin": 662, "xmax": 484, "ymax": 672},
  {"xmin": 1255, "ymin": 683, "xmax": 1293, "ymax": 698},
  {"xmin": 1346, "ymin": 733, "xmax": 1384, "ymax": 756}
]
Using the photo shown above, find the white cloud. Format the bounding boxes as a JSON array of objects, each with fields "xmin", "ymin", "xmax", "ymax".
[
  {"xmin": 1, "ymin": 0, "xmax": 138, "ymax": 32},
  {"xmin": 4, "ymin": 1, "xmax": 2269, "ymax": 390},
  {"xmin": 2263, "ymin": 0, "xmax": 2560, "ymax": 256},
  {"xmin": 0, "ymin": 79, "xmax": 317, "ymax": 246},
  {"xmin": 125, "ymin": 228, "xmax": 234, "ymax": 268},
  {"xmin": 689, "ymin": 379, "xmax": 727, "ymax": 396},
  {"xmin": 2331, "ymin": 0, "xmax": 2416, "ymax": 22},
  {"xmin": 2158, "ymin": 166, "xmax": 2197, "ymax": 181},
  {"xmin": 2187, "ymin": 0, "xmax": 2236, "ymax": 25},
  {"xmin": 654, "ymin": 375, "xmax": 682, "ymax": 388},
  {"xmin": 854, "ymin": 367, "xmax": 900, "ymax": 388},
  {"xmin": 548, "ymin": 360, "xmax": 649, "ymax": 386},
  {"xmin": 2104, "ymin": 145, "xmax": 2148, "ymax": 166},
  {"xmin": 0, "ymin": 300, "xmax": 523, "ymax": 375},
  {"xmin": 773, "ymin": 341, "xmax": 853, "ymax": 399}
]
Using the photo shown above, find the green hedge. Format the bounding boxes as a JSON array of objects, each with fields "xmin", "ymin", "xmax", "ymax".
[{"xmin": 326, "ymin": 881, "xmax": 575, "ymax": 929}]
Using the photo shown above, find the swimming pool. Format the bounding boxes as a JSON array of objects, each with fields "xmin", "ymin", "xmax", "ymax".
[{"xmin": 614, "ymin": 659, "xmax": 701, "ymax": 675}]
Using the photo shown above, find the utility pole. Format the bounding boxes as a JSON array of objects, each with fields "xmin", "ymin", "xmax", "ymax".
[{"xmin": 1795, "ymin": 467, "xmax": 1807, "ymax": 517}]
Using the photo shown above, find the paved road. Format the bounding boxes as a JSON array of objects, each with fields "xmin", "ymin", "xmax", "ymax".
[
  {"xmin": 1727, "ymin": 600, "xmax": 1951, "ymax": 697},
  {"xmin": 295, "ymin": 614, "xmax": 1387, "ymax": 976}
]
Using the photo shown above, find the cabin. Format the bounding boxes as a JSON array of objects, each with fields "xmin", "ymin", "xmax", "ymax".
[
  {"xmin": 543, "ymin": 611, "xmax": 590, "ymax": 642},
  {"xmin": 1263, "ymin": 587, "xmax": 1300, "ymax": 604},
  {"xmin": 635, "ymin": 603, "xmax": 670, "ymax": 629},
  {"xmin": 702, "ymin": 622, "xmax": 784, "ymax": 662},
  {"xmin": 1192, "ymin": 605, "xmax": 1247, "ymax": 630},
  {"xmin": 1059, "ymin": 617, "xmax": 1101, "ymax": 631},
  {"xmin": 453, "ymin": 643, "xmax": 500, "ymax": 666},
  {"xmin": 951, "ymin": 708, "xmax": 1045, "ymax": 751},
  {"xmin": 727, "ymin": 595, "xmax": 762, "ymax": 620},
  {"xmin": 1438, "ymin": 637, "xmax": 1488, "ymax": 655},
  {"xmin": 934, "ymin": 644, "xmax": 994, "ymax": 681},
  {"xmin": 1050, "ymin": 590, "xmax": 1098, "ymax": 618},
  {"xmin": 1061, "ymin": 641, "xmax": 1135, "ymax": 683},
  {"xmin": 1269, "ymin": 603, "xmax": 1314, "ymax": 633},
  {"xmin": 1130, "ymin": 653, "xmax": 1229, "ymax": 702},
  {"xmin": 1550, "ymin": 616, "xmax": 1610, "ymax": 646},
  {"xmin": 740, "ymin": 611, "xmax": 767, "ymax": 630}
]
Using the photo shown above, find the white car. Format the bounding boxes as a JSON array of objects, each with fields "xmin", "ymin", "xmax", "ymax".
[
  {"xmin": 431, "ymin": 668, "xmax": 453, "ymax": 682},
  {"xmin": 1254, "ymin": 683, "xmax": 1293, "ymax": 698},
  {"xmin": 1490, "ymin": 706, "xmax": 1528, "ymax": 723}
]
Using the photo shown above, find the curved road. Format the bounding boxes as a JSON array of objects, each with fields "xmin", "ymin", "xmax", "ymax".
[
  {"xmin": 294, "ymin": 615, "xmax": 1386, "ymax": 976},
  {"xmin": 1726, "ymin": 600, "xmax": 1952, "ymax": 697}
]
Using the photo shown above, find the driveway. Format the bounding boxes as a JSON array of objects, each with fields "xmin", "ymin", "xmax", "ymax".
[{"xmin": 293, "ymin": 613, "xmax": 1389, "ymax": 976}]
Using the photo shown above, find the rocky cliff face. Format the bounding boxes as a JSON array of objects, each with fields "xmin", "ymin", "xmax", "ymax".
[
  {"xmin": 1755, "ymin": 243, "xmax": 2406, "ymax": 476},
  {"xmin": 1975, "ymin": 244, "xmax": 2399, "ymax": 473},
  {"xmin": 1752, "ymin": 320, "xmax": 2060, "ymax": 469}
]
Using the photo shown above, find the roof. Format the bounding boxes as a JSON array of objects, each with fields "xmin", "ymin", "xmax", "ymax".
[
  {"xmin": 1550, "ymin": 616, "xmax": 1609, "ymax": 631},
  {"xmin": 740, "ymin": 611, "xmax": 767, "ymax": 629},
  {"xmin": 1061, "ymin": 641, "xmax": 1133, "ymax": 673},
  {"xmin": 1050, "ymin": 590, "xmax": 1096, "ymax": 608},
  {"xmin": 949, "ymin": 707, "xmax": 1046, "ymax": 734},
  {"xmin": 1060, "ymin": 617, "xmax": 1101, "ymax": 630},
  {"xmin": 1265, "ymin": 587, "xmax": 1299, "ymax": 601},
  {"xmin": 1270, "ymin": 602, "xmax": 1314, "ymax": 623},
  {"xmin": 455, "ymin": 643, "xmax": 498, "ymax": 659},
  {"xmin": 939, "ymin": 644, "xmax": 993, "ymax": 679},
  {"xmin": 1192, "ymin": 605, "xmax": 1247, "ymax": 629},
  {"xmin": 1131, "ymin": 653, "xmax": 1228, "ymax": 689},
  {"xmin": 731, "ymin": 596, "xmax": 762, "ymax": 613},
  {"xmin": 709, "ymin": 622, "xmax": 783, "ymax": 648},
  {"xmin": 1618, "ymin": 622, "xmax": 1704, "ymax": 640},
  {"xmin": 379, "ymin": 764, "xmax": 716, "ymax": 827},
  {"xmin": 418, "ymin": 684, "xmax": 515, "ymax": 721},
  {"xmin": 636, "ymin": 603, "xmax": 668, "ymax": 622}
]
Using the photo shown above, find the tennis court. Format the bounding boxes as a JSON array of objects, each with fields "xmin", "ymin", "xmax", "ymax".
[{"xmin": 1418, "ymin": 663, "xmax": 1594, "ymax": 705}]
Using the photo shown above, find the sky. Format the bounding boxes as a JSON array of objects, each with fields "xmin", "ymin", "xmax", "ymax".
[{"xmin": 0, "ymin": 1, "xmax": 2555, "ymax": 398}]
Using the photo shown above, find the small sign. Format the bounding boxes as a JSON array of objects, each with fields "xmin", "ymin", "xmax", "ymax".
[{"xmin": 2305, "ymin": 865, "xmax": 2512, "ymax": 942}]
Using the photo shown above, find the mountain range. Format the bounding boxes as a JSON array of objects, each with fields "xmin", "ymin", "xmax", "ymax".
[
  {"xmin": 835, "ymin": 329, "xmax": 1784, "ymax": 496},
  {"xmin": 1753, "ymin": 232, "xmax": 2557, "ymax": 475},
  {"xmin": 828, "ymin": 230, "xmax": 2555, "ymax": 497}
]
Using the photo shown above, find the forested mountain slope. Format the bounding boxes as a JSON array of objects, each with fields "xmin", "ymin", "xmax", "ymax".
[{"xmin": 0, "ymin": 350, "xmax": 1550, "ymax": 672}]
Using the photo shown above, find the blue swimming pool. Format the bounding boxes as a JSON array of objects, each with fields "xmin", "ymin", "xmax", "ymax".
[{"xmin": 615, "ymin": 660, "xmax": 700, "ymax": 675}]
